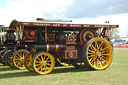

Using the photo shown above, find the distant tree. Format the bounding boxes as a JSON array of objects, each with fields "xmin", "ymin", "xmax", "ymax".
[{"xmin": 110, "ymin": 28, "xmax": 120, "ymax": 40}]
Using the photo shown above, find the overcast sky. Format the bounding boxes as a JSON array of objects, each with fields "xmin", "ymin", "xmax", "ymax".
[{"xmin": 0, "ymin": 0, "xmax": 128, "ymax": 37}]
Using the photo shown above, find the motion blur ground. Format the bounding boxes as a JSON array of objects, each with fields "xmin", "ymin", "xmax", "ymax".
[{"xmin": 0, "ymin": 48, "xmax": 128, "ymax": 85}]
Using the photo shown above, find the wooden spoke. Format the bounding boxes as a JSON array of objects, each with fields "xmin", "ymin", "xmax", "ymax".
[
  {"xmin": 45, "ymin": 57, "xmax": 50, "ymax": 61},
  {"xmin": 37, "ymin": 57, "xmax": 41, "ymax": 62},
  {"xmin": 91, "ymin": 44, "xmax": 96, "ymax": 51},
  {"xmin": 101, "ymin": 47, "xmax": 109, "ymax": 51},
  {"xmin": 102, "ymin": 54, "xmax": 110, "ymax": 56},
  {"xmin": 88, "ymin": 50, "xmax": 95, "ymax": 53},
  {"xmin": 90, "ymin": 58, "xmax": 96, "ymax": 64}
]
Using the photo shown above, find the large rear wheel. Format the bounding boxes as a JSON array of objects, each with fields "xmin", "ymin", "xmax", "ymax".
[
  {"xmin": 82, "ymin": 38, "xmax": 113, "ymax": 70},
  {"xmin": 12, "ymin": 49, "xmax": 29, "ymax": 69},
  {"xmin": 32, "ymin": 51, "xmax": 55, "ymax": 74}
]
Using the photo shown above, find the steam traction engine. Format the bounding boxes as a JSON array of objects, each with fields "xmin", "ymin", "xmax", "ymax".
[
  {"xmin": 9, "ymin": 19, "xmax": 119, "ymax": 74},
  {"xmin": 0, "ymin": 25, "xmax": 15, "ymax": 65}
]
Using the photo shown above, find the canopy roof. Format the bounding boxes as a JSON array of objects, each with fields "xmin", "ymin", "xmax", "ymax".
[{"xmin": 9, "ymin": 19, "xmax": 119, "ymax": 30}]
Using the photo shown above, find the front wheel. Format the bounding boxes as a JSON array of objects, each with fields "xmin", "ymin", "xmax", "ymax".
[
  {"xmin": 25, "ymin": 52, "xmax": 35, "ymax": 72},
  {"xmin": 12, "ymin": 49, "xmax": 29, "ymax": 69},
  {"xmin": 32, "ymin": 51, "xmax": 55, "ymax": 75},
  {"xmin": 82, "ymin": 38, "xmax": 113, "ymax": 70},
  {"xmin": 6, "ymin": 50, "xmax": 15, "ymax": 68}
]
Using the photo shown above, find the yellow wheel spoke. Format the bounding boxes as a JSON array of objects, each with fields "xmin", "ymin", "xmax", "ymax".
[
  {"xmin": 91, "ymin": 44, "xmax": 96, "ymax": 51},
  {"xmin": 35, "ymin": 61, "xmax": 41, "ymax": 63},
  {"xmin": 47, "ymin": 63, "xmax": 51, "ymax": 66},
  {"xmin": 43, "ymin": 66, "xmax": 46, "ymax": 71},
  {"xmin": 46, "ymin": 60, "xmax": 51, "ymax": 63},
  {"xmin": 22, "ymin": 53, "xmax": 25, "ymax": 58},
  {"xmin": 15, "ymin": 55, "xmax": 21, "ymax": 59},
  {"xmin": 100, "ymin": 56, "xmax": 107, "ymax": 62},
  {"xmin": 45, "ymin": 57, "xmax": 50, "ymax": 61},
  {"xmin": 101, "ymin": 47, "xmax": 108, "ymax": 51},
  {"xmin": 102, "ymin": 54, "xmax": 110, "ymax": 56},
  {"xmin": 88, "ymin": 50, "xmax": 95, "ymax": 53},
  {"xmin": 94, "ymin": 61, "xmax": 96, "ymax": 67},
  {"xmin": 100, "ymin": 55, "xmax": 106, "ymax": 59},
  {"xmin": 100, "ymin": 58, "xmax": 103, "ymax": 65},
  {"xmin": 14, "ymin": 59, "xmax": 20, "ymax": 61},
  {"xmin": 101, "ymin": 50, "xmax": 106, "ymax": 53},
  {"xmin": 40, "ymin": 66, "xmax": 42, "ymax": 71},
  {"xmin": 95, "ymin": 41, "xmax": 99, "ymax": 49},
  {"xmin": 43, "ymin": 55, "xmax": 46, "ymax": 61},
  {"xmin": 16, "ymin": 62, "xmax": 20, "ymax": 66},
  {"xmin": 15, "ymin": 60, "xmax": 20, "ymax": 62},
  {"xmin": 88, "ymin": 55, "xmax": 95, "ymax": 58},
  {"xmin": 16, "ymin": 54, "xmax": 22, "ymax": 58},
  {"xmin": 41, "ymin": 55, "xmax": 44, "ymax": 61},
  {"xmin": 45, "ymin": 66, "xmax": 49, "ymax": 69},
  {"xmin": 90, "ymin": 58, "xmax": 96, "ymax": 63},
  {"xmin": 37, "ymin": 66, "xmax": 42, "ymax": 70},
  {"xmin": 19, "ymin": 62, "xmax": 22, "ymax": 67},
  {"xmin": 98, "ymin": 42, "xmax": 103, "ymax": 49},
  {"xmin": 98, "ymin": 59, "xmax": 102, "ymax": 67},
  {"xmin": 37, "ymin": 57, "xmax": 41, "ymax": 62},
  {"xmin": 17, "ymin": 62, "xmax": 21, "ymax": 67},
  {"xmin": 35, "ymin": 63, "xmax": 41, "ymax": 66}
]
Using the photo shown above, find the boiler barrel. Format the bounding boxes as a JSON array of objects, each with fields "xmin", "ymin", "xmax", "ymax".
[{"xmin": 33, "ymin": 42, "xmax": 65, "ymax": 53}]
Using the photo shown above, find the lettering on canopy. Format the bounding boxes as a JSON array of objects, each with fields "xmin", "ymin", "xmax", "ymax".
[{"xmin": 19, "ymin": 22, "xmax": 118, "ymax": 28}]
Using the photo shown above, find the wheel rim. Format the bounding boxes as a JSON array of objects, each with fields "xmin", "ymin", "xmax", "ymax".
[
  {"xmin": 33, "ymin": 52, "xmax": 55, "ymax": 74},
  {"xmin": 86, "ymin": 38, "xmax": 112, "ymax": 69},
  {"xmin": 13, "ymin": 50, "xmax": 29, "ymax": 69},
  {"xmin": 7, "ymin": 51, "xmax": 15, "ymax": 68},
  {"xmin": 25, "ymin": 52, "xmax": 34, "ymax": 71},
  {"xmin": 57, "ymin": 58, "xmax": 69, "ymax": 66}
]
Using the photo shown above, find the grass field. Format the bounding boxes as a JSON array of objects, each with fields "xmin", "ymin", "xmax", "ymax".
[{"xmin": 0, "ymin": 48, "xmax": 128, "ymax": 85}]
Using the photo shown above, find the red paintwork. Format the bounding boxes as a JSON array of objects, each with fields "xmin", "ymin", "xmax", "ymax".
[{"xmin": 113, "ymin": 44, "xmax": 128, "ymax": 48}]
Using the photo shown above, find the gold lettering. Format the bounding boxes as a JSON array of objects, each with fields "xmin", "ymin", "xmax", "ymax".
[
  {"xmin": 111, "ymin": 25, "xmax": 117, "ymax": 28},
  {"xmin": 53, "ymin": 24, "xmax": 60, "ymax": 26},
  {"xmin": 63, "ymin": 24, "xmax": 67, "ymax": 27},
  {"xmin": 94, "ymin": 25, "xmax": 109, "ymax": 28},
  {"xmin": 70, "ymin": 24, "xmax": 81, "ymax": 27},
  {"xmin": 84, "ymin": 25, "xmax": 90, "ymax": 27},
  {"xmin": 23, "ymin": 23, "xmax": 29, "ymax": 25}
]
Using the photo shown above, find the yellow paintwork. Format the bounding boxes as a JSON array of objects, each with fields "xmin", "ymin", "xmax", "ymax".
[
  {"xmin": 86, "ymin": 38, "xmax": 113, "ymax": 70},
  {"xmin": 7, "ymin": 51, "xmax": 14, "ymax": 68},
  {"xmin": 25, "ymin": 52, "xmax": 34, "ymax": 71},
  {"xmin": 13, "ymin": 49, "xmax": 29, "ymax": 69},
  {"xmin": 57, "ymin": 58, "xmax": 69, "ymax": 66},
  {"xmin": 33, "ymin": 52, "xmax": 55, "ymax": 74}
]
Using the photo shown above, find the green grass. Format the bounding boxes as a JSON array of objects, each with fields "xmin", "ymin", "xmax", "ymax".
[{"xmin": 0, "ymin": 48, "xmax": 128, "ymax": 85}]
